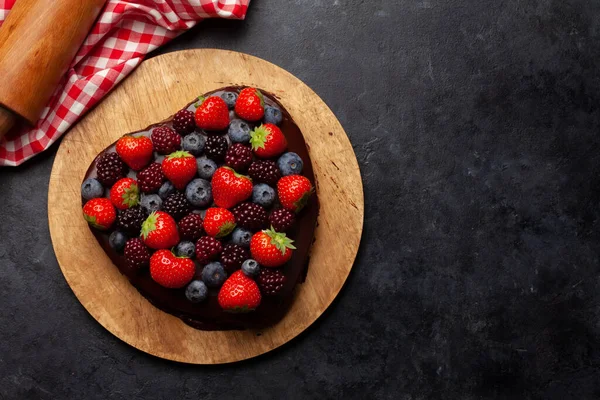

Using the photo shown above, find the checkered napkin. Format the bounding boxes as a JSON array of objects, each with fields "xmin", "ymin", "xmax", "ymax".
[{"xmin": 0, "ymin": 0, "xmax": 250, "ymax": 167}]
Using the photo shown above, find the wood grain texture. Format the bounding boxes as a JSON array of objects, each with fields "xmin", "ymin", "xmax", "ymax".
[
  {"xmin": 48, "ymin": 49, "xmax": 363, "ymax": 364},
  {"xmin": 0, "ymin": 0, "xmax": 105, "ymax": 124}
]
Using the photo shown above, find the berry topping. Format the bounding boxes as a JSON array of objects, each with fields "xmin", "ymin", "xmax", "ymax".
[
  {"xmin": 124, "ymin": 238, "xmax": 151, "ymax": 270},
  {"xmin": 109, "ymin": 177, "xmax": 139, "ymax": 210},
  {"xmin": 250, "ymin": 228, "xmax": 295, "ymax": 268},
  {"xmin": 228, "ymin": 119, "xmax": 251, "ymax": 144},
  {"xmin": 181, "ymin": 132, "xmax": 205, "ymax": 156},
  {"xmin": 173, "ymin": 109, "xmax": 196, "ymax": 135},
  {"xmin": 151, "ymin": 126, "xmax": 181, "ymax": 155},
  {"xmin": 175, "ymin": 241, "xmax": 196, "ymax": 258},
  {"xmin": 212, "ymin": 167, "xmax": 253, "ymax": 209},
  {"xmin": 264, "ymin": 105, "xmax": 283, "ymax": 125},
  {"xmin": 231, "ymin": 227, "xmax": 252, "ymax": 248},
  {"xmin": 195, "ymin": 96, "xmax": 230, "ymax": 131},
  {"xmin": 248, "ymin": 160, "xmax": 281, "ymax": 187},
  {"xmin": 257, "ymin": 268, "xmax": 286, "ymax": 296},
  {"xmin": 185, "ymin": 178, "xmax": 212, "ymax": 208},
  {"xmin": 83, "ymin": 198, "xmax": 116, "ymax": 230},
  {"xmin": 116, "ymin": 135, "xmax": 153, "ymax": 171},
  {"xmin": 195, "ymin": 236, "xmax": 223, "ymax": 264},
  {"xmin": 220, "ymin": 91, "xmax": 238, "ymax": 109},
  {"xmin": 235, "ymin": 87, "xmax": 264, "ymax": 122},
  {"xmin": 140, "ymin": 194, "xmax": 163, "ymax": 213},
  {"xmin": 269, "ymin": 208, "xmax": 296, "ymax": 232},
  {"xmin": 225, "ymin": 143, "xmax": 253, "ymax": 171},
  {"xmin": 204, "ymin": 135, "xmax": 228, "ymax": 161},
  {"xmin": 201, "ymin": 262, "xmax": 227, "ymax": 287},
  {"xmin": 137, "ymin": 162, "xmax": 164, "ymax": 193},
  {"xmin": 241, "ymin": 259, "xmax": 260, "ymax": 277},
  {"xmin": 161, "ymin": 150, "xmax": 197, "ymax": 190},
  {"xmin": 96, "ymin": 152, "xmax": 127, "ymax": 186},
  {"xmin": 150, "ymin": 249, "xmax": 195, "ymax": 289},
  {"xmin": 220, "ymin": 243, "xmax": 250, "ymax": 273},
  {"xmin": 196, "ymin": 157, "xmax": 218, "ymax": 180},
  {"xmin": 277, "ymin": 152, "xmax": 303, "ymax": 176},
  {"xmin": 157, "ymin": 181, "xmax": 175, "ymax": 199},
  {"xmin": 140, "ymin": 211, "xmax": 180, "ymax": 249},
  {"xmin": 162, "ymin": 192, "xmax": 192, "ymax": 221},
  {"xmin": 185, "ymin": 280, "xmax": 208, "ymax": 303},
  {"xmin": 116, "ymin": 205, "xmax": 148, "ymax": 236},
  {"xmin": 251, "ymin": 183, "xmax": 276, "ymax": 208},
  {"xmin": 109, "ymin": 231, "xmax": 127, "ymax": 252},
  {"xmin": 218, "ymin": 270, "xmax": 261, "ymax": 312},
  {"xmin": 81, "ymin": 178, "xmax": 104, "ymax": 200},
  {"xmin": 231, "ymin": 202, "xmax": 268, "ymax": 232},
  {"xmin": 277, "ymin": 175, "xmax": 313, "ymax": 212},
  {"xmin": 249, "ymin": 124, "xmax": 287, "ymax": 158},
  {"xmin": 178, "ymin": 212, "xmax": 204, "ymax": 241},
  {"xmin": 203, "ymin": 207, "xmax": 236, "ymax": 238}
]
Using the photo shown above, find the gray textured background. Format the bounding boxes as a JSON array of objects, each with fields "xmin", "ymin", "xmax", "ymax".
[{"xmin": 2, "ymin": 0, "xmax": 600, "ymax": 398}]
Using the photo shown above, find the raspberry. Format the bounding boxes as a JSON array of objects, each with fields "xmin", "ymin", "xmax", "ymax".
[
  {"xmin": 248, "ymin": 160, "xmax": 281, "ymax": 187},
  {"xmin": 162, "ymin": 192, "xmax": 192, "ymax": 221},
  {"xmin": 137, "ymin": 162, "xmax": 164, "ymax": 193},
  {"xmin": 151, "ymin": 126, "xmax": 181, "ymax": 154},
  {"xmin": 220, "ymin": 243, "xmax": 250, "ymax": 272},
  {"xmin": 231, "ymin": 202, "xmax": 268, "ymax": 232},
  {"xmin": 205, "ymin": 135, "xmax": 228, "ymax": 161},
  {"xmin": 269, "ymin": 208, "xmax": 295, "ymax": 232},
  {"xmin": 178, "ymin": 213, "xmax": 203, "ymax": 241},
  {"xmin": 96, "ymin": 152, "xmax": 127, "ymax": 186},
  {"xmin": 116, "ymin": 205, "xmax": 148, "ymax": 236},
  {"xmin": 257, "ymin": 268, "xmax": 286, "ymax": 296},
  {"xmin": 124, "ymin": 238, "xmax": 151, "ymax": 270},
  {"xmin": 225, "ymin": 143, "xmax": 253, "ymax": 171},
  {"xmin": 173, "ymin": 109, "xmax": 196, "ymax": 135},
  {"xmin": 195, "ymin": 236, "xmax": 223, "ymax": 264}
]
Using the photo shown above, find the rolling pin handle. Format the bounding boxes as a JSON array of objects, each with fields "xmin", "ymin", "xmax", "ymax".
[{"xmin": 0, "ymin": 106, "xmax": 16, "ymax": 141}]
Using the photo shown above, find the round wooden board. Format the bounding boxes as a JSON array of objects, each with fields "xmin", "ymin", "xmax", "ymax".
[{"xmin": 48, "ymin": 49, "xmax": 363, "ymax": 364}]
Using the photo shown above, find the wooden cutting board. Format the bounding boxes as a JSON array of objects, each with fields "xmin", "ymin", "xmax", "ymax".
[{"xmin": 48, "ymin": 49, "xmax": 363, "ymax": 364}]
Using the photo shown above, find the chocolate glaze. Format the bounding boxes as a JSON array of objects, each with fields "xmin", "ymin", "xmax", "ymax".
[{"xmin": 83, "ymin": 87, "xmax": 319, "ymax": 331}]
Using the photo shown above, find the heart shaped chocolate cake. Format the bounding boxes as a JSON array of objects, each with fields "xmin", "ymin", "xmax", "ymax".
[{"xmin": 80, "ymin": 87, "xmax": 318, "ymax": 331}]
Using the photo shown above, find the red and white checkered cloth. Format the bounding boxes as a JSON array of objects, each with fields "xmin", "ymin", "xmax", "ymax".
[{"xmin": 0, "ymin": 0, "xmax": 250, "ymax": 167}]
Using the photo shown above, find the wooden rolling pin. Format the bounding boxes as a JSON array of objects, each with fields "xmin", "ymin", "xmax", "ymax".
[{"xmin": 0, "ymin": 0, "xmax": 106, "ymax": 140}]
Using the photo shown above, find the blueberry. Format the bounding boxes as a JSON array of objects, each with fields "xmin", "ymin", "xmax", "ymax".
[
  {"xmin": 182, "ymin": 132, "xmax": 205, "ymax": 156},
  {"xmin": 228, "ymin": 119, "xmax": 251, "ymax": 143},
  {"xmin": 251, "ymin": 183, "xmax": 276, "ymax": 208},
  {"xmin": 277, "ymin": 152, "xmax": 303, "ymax": 176},
  {"xmin": 185, "ymin": 178, "xmax": 212, "ymax": 208},
  {"xmin": 158, "ymin": 181, "xmax": 175, "ymax": 199},
  {"xmin": 185, "ymin": 280, "xmax": 208, "ymax": 303},
  {"xmin": 220, "ymin": 91, "xmax": 238, "ymax": 109},
  {"xmin": 140, "ymin": 194, "xmax": 163, "ymax": 213},
  {"xmin": 81, "ymin": 178, "xmax": 104, "ymax": 200},
  {"xmin": 231, "ymin": 227, "xmax": 252, "ymax": 248},
  {"xmin": 174, "ymin": 241, "xmax": 195, "ymax": 258},
  {"xmin": 202, "ymin": 262, "xmax": 227, "ymax": 287},
  {"xmin": 241, "ymin": 259, "xmax": 260, "ymax": 277},
  {"xmin": 109, "ymin": 231, "xmax": 127, "ymax": 252},
  {"xmin": 196, "ymin": 157, "xmax": 218, "ymax": 180},
  {"xmin": 264, "ymin": 105, "xmax": 283, "ymax": 125}
]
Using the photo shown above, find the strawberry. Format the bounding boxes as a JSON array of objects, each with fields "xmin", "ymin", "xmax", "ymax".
[
  {"xmin": 218, "ymin": 270, "xmax": 262, "ymax": 312},
  {"xmin": 234, "ymin": 87, "xmax": 264, "ymax": 122},
  {"xmin": 277, "ymin": 175, "xmax": 313, "ymax": 212},
  {"xmin": 250, "ymin": 228, "xmax": 295, "ymax": 267},
  {"xmin": 140, "ymin": 211, "xmax": 180, "ymax": 249},
  {"xmin": 82, "ymin": 198, "xmax": 116, "ymax": 230},
  {"xmin": 212, "ymin": 167, "xmax": 253, "ymax": 209},
  {"xmin": 161, "ymin": 151, "xmax": 197, "ymax": 190},
  {"xmin": 150, "ymin": 249, "xmax": 196, "ymax": 289},
  {"xmin": 116, "ymin": 135, "xmax": 153, "ymax": 170},
  {"xmin": 194, "ymin": 96, "xmax": 230, "ymax": 131},
  {"xmin": 203, "ymin": 207, "xmax": 236, "ymax": 238},
  {"xmin": 109, "ymin": 177, "xmax": 139, "ymax": 210},
  {"xmin": 249, "ymin": 124, "xmax": 287, "ymax": 158}
]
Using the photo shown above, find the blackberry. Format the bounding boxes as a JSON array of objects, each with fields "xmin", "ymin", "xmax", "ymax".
[
  {"xmin": 96, "ymin": 152, "xmax": 127, "ymax": 186},
  {"xmin": 137, "ymin": 162, "xmax": 164, "ymax": 193},
  {"xmin": 269, "ymin": 208, "xmax": 295, "ymax": 232},
  {"xmin": 162, "ymin": 192, "xmax": 192, "ymax": 221},
  {"xmin": 124, "ymin": 238, "xmax": 150, "ymax": 270},
  {"xmin": 231, "ymin": 202, "xmax": 268, "ymax": 232},
  {"xmin": 204, "ymin": 135, "xmax": 228, "ymax": 161},
  {"xmin": 257, "ymin": 268, "xmax": 286, "ymax": 296},
  {"xmin": 179, "ymin": 213, "xmax": 203, "ymax": 241},
  {"xmin": 225, "ymin": 143, "xmax": 253, "ymax": 171},
  {"xmin": 151, "ymin": 126, "xmax": 181, "ymax": 154},
  {"xmin": 117, "ymin": 206, "xmax": 148, "ymax": 236},
  {"xmin": 195, "ymin": 236, "xmax": 223, "ymax": 264},
  {"xmin": 248, "ymin": 160, "xmax": 281, "ymax": 187},
  {"xmin": 220, "ymin": 243, "xmax": 250, "ymax": 272},
  {"xmin": 173, "ymin": 109, "xmax": 196, "ymax": 135}
]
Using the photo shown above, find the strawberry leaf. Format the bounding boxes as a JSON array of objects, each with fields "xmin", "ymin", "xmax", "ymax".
[
  {"xmin": 121, "ymin": 183, "xmax": 139, "ymax": 207},
  {"xmin": 141, "ymin": 212, "xmax": 157, "ymax": 239},
  {"xmin": 255, "ymin": 89, "xmax": 265, "ymax": 108},
  {"xmin": 265, "ymin": 227, "xmax": 296, "ymax": 255},
  {"xmin": 216, "ymin": 221, "xmax": 236, "ymax": 238},
  {"xmin": 249, "ymin": 125, "xmax": 268, "ymax": 151},
  {"xmin": 166, "ymin": 150, "xmax": 193, "ymax": 160}
]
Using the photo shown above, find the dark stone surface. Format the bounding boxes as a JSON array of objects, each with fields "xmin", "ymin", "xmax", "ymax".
[{"xmin": 2, "ymin": 0, "xmax": 600, "ymax": 398}]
